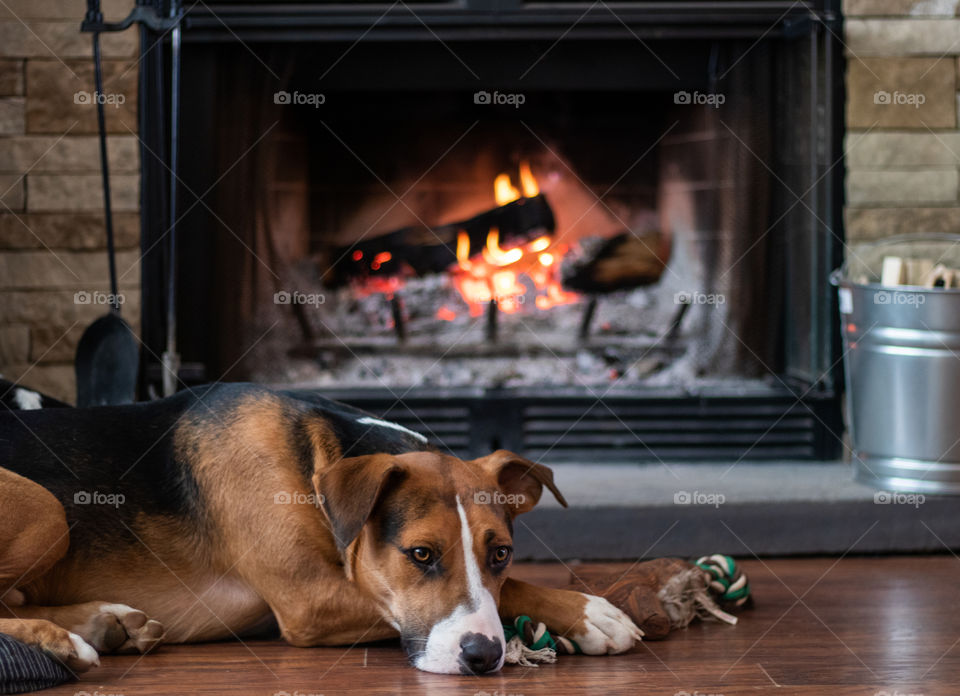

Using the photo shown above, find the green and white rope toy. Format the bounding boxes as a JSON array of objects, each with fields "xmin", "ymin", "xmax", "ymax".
[
  {"xmin": 501, "ymin": 555, "xmax": 752, "ymax": 666},
  {"xmin": 695, "ymin": 554, "xmax": 751, "ymax": 607},
  {"xmin": 501, "ymin": 615, "xmax": 581, "ymax": 666}
]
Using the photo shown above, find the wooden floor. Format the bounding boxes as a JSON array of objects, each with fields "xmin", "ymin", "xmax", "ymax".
[{"xmin": 41, "ymin": 556, "xmax": 958, "ymax": 695}]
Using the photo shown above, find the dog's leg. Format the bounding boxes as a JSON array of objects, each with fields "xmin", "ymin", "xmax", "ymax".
[
  {"xmin": 257, "ymin": 577, "xmax": 398, "ymax": 647},
  {"xmin": 498, "ymin": 577, "xmax": 642, "ymax": 655},
  {"xmin": 0, "ymin": 617, "xmax": 100, "ymax": 672},
  {"xmin": 0, "ymin": 468, "xmax": 165, "ymax": 664},
  {"xmin": 0, "ymin": 468, "xmax": 99, "ymax": 671},
  {"xmin": 0, "ymin": 468, "xmax": 70, "ymax": 598},
  {"xmin": 3, "ymin": 603, "xmax": 165, "ymax": 655}
]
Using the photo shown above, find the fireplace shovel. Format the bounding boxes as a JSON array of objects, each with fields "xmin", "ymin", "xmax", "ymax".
[{"xmin": 74, "ymin": 0, "xmax": 140, "ymax": 406}]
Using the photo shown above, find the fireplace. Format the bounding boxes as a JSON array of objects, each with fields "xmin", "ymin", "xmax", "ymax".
[{"xmin": 137, "ymin": 0, "xmax": 844, "ymax": 461}]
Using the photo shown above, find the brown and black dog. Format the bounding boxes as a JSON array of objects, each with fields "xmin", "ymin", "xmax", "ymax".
[{"xmin": 0, "ymin": 382, "xmax": 641, "ymax": 675}]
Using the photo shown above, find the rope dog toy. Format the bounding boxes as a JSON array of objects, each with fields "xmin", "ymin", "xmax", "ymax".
[{"xmin": 502, "ymin": 555, "xmax": 752, "ymax": 665}]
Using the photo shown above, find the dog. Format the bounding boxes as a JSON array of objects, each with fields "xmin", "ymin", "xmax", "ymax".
[{"xmin": 0, "ymin": 382, "xmax": 641, "ymax": 675}]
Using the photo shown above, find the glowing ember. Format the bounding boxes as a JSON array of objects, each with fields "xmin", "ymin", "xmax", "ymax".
[
  {"xmin": 370, "ymin": 251, "xmax": 392, "ymax": 270},
  {"xmin": 436, "ymin": 307, "xmax": 457, "ymax": 321},
  {"xmin": 530, "ymin": 236, "xmax": 550, "ymax": 253}
]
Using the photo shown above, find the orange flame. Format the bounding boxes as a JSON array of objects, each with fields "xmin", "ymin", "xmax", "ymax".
[
  {"xmin": 456, "ymin": 229, "xmax": 472, "ymax": 271},
  {"xmin": 519, "ymin": 161, "xmax": 539, "ymax": 197},
  {"xmin": 483, "ymin": 228, "xmax": 524, "ymax": 267},
  {"xmin": 494, "ymin": 174, "xmax": 521, "ymax": 206}
]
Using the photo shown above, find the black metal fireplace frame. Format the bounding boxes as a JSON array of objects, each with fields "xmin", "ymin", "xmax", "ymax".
[{"xmin": 136, "ymin": 0, "xmax": 846, "ymax": 461}]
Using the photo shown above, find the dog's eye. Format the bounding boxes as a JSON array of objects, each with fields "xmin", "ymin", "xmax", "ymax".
[
  {"xmin": 491, "ymin": 546, "xmax": 512, "ymax": 566},
  {"xmin": 410, "ymin": 547, "xmax": 433, "ymax": 565}
]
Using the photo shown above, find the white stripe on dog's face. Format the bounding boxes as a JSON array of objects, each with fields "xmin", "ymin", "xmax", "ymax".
[{"xmin": 412, "ymin": 495, "xmax": 505, "ymax": 674}]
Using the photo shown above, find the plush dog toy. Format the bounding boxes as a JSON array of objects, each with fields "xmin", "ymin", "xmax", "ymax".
[{"xmin": 502, "ymin": 555, "xmax": 752, "ymax": 665}]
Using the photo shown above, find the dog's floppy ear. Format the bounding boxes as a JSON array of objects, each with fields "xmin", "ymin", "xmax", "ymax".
[
  {"xmin": 471, "ymin": 449, "xmax": 567, "ymax": 515},
  {"xmin": 313, "ymin": 454, "xmax": 404, "ymax": 550}
]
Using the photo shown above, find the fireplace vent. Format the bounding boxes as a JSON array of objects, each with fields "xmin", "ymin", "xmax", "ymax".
[{"xmin": 319, "ymin": 387, "xmax": 838, "ymax": 461}]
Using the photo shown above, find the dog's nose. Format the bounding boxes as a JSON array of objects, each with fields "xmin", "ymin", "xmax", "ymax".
[{"xmin": 458, "ymin": 632, "xmax": 503, "ymax": 674}]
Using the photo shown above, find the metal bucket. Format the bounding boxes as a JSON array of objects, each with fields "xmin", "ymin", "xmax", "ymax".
[{"xmin": 831, "ymin": 235, "xmax": 960, "ymax": 494}]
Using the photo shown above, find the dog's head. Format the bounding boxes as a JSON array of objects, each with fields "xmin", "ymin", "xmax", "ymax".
[{"xmin": 313, "ymin": 449, "xmax": 566, "ymax": 674}]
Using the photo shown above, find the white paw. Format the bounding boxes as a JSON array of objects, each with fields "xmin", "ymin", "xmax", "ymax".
[
  {"xmin": 571, "ymin": 595, "xmax": 643, "ymax": 655},
  {"xmin": 66, "ymin": 632, "xmax": 100, "ymax": 672}
]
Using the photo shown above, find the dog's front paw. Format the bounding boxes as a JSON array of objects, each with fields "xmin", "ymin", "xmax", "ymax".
[
  {"xmin": 570, "ymin": 595, "xmax": 643, "ymax": 655},
  {"xmin": 16, "ymin": 619, "xmax": 100, "ymax": 672}
]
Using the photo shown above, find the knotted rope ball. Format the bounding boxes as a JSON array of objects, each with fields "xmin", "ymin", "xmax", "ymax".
[{"xmin": 695, "ymin": 554, "xmax": 751, "ymax": 607}]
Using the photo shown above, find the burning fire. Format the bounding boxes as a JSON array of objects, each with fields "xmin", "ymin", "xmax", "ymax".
[{"xmin": 440, "ymin": 161, "xmax": 578, "ymax": 318}]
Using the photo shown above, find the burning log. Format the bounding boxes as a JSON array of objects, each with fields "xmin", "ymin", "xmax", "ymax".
[
  {"xmin": 562, "ymin": 230, "xmax": 668, "ymax": 294},
  {"xmin": 331, "ymin": 194, "xmax": 555, "ymax": 285}
]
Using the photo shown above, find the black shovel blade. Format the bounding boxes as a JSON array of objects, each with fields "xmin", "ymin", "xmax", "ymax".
[{"xmin": 75, "ymin": 313, "xmax": 139, "ymax": 407}]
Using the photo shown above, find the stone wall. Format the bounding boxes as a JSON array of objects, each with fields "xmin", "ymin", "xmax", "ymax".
[
  {"xmin": 0, "ymin": 0, "xmax": 139, "ymax": 402},
  {"xmin": 844, "ymin": 1, "xmax": 960, "ymax": 241}
]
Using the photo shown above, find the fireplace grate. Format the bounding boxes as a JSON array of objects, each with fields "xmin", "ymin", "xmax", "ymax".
[{"xmin": 309, "ymin": 386, "xmax": 841, "ymax": 462}]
